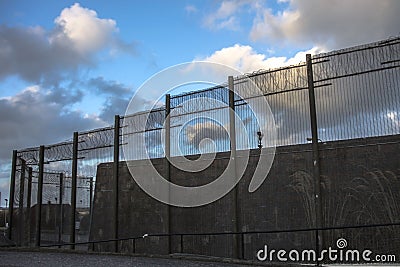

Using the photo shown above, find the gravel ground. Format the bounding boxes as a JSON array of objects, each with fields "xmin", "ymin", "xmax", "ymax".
[
  {"xmin": 0, "ymin": 250, "xmax": 257, "ymax": 267},
  {"xmin": 1, "ymin": 250, "xmax": 399, "ymax": 267}
]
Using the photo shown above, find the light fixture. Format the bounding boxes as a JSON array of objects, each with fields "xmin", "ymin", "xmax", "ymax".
[{"xmin": 257, "ymin": 131, "xmax": 264, "ymax": 149}]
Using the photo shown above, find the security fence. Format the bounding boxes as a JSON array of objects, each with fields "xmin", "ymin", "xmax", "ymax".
[{"xmin": 6, "ymin": 37, "xmax": 400, "ymax": 263}]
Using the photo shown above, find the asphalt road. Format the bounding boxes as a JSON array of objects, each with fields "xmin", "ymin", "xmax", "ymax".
[{"xmin": 0, "ymin": 250, "xmax": 257, "ymax": 267}]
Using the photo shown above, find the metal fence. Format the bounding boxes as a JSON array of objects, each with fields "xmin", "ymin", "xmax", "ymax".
[{"xmin": 6, "ymin": 37, "xmax": 400, "ymax": 261}]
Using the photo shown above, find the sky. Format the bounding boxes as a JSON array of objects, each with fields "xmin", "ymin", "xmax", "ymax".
[{"xmin": 0, "ymin": 0, "xmax": 399, "ymax": 206}]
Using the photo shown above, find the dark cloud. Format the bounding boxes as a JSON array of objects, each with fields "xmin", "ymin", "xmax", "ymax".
[
  {"xmin": 44, "ymin": 87, "xmax": 84, "ymax": 106},
  {"xmin": 0, "ymin": 25, "xmax": 85, "ymax": 84},
  {"xmin": 0, "ymin": 86, "xmax": 104, "ymax": 159},
  {"xmin": 87, "ymin": 76, "xmax": 161, "ymax": 124},
  {"xmin": 250, "ymin": 0, "xmax": 400, "ymax": 50},
  {"xmin": 87, "ymin": 76, "xmax": 132, "ymax": 122},
  {"xmin": 88, "ymin": 76, "xmax": 131, "ymax": 96},
  {"xmin": 99, "ymin": 96, "xmax": 130, "ymax": 122},
  {"xmin": 0, "ymin": 3, "xmax": 135, "ymax": 86}
]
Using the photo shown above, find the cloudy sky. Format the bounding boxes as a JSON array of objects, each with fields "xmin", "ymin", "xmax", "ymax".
[{"xmin": 0, "ymin": 0, "xmax": 399, "ymax": 205}]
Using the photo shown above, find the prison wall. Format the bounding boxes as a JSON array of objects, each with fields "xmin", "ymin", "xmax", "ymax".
[{"xmin": 90, "ymin": 134, "xmax": 400, "ymax": 260}]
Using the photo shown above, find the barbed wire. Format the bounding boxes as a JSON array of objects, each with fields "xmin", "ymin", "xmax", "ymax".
[
  {"xmin": 78, "ymin": 127, "xmax": 114, "ymax": 153},
  {"xmin": 17, "ymin": 149, "xmax": 39, "ymax": 165},
  {"xmin": 312, "ymin": 38, "xmax": 400, "ymax": 83},
  {"xmin": 45, "ymin": 141, "xmax": 73, "ymax": 162}
]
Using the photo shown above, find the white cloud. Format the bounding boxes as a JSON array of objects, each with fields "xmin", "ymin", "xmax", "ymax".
[
  {"xmin": 250, "ymin": 0, "xmax": 400, "ymax": 49},
  {"xmin": 203, "ymin": 0, "xmax": 251, "ymax": 30},
  {"xmin": 0, "ymin": 3, "xmax": 134, "ymax": 84},
  {"xmin": 51, "ymin": 3, "xmax": 118, "ymax": 54},
  {"xmin": 199, "ymin": 44, "xmax": 325, "ymax": 73}
]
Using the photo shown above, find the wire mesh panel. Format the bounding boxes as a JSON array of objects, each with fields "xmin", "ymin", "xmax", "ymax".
[
  {"xmin": 234, "ymin": 65, "xmax": 311, "ymax": 147},
  {"xmin": 312, "ymin": 38, "xmax": 400, "ymax": 141},
  {"xmin": 77, "ymin": 127, "xmax": 114, "ymax": 250},
  {"xmin": 121, "ymin": 108, "xmax": 165, "ymax": 160},
  {"xmin": 248, "ymin": 65, "xmax": 309, "ymax": 95},
  {"xmin": 20, "ymin": 164, "xmax": 30, "ymax": 246},
  {"xmin": 39, "ymin": 142, "xmax": 73, "ymax": 246},
  {"xmin": 11, "ymin": 164, "xmax": 26, "ymax": 247},
  {"xmin": 40, "ymin": 171, "xmax": 61, "ymax": 245},
  {"xmin": 170, "ymin": 86, "xmax": 230, "ymax": 156},
  {"xmin": 16, "ymin": 148, "xmax": 40, "ymax": 245},
  {"xmin": 10, "ymin": 157, "xmax": 21, "ymax": 245}
]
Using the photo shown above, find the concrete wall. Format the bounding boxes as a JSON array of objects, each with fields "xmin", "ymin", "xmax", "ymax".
[{"xmin": 90, "ymin": 134, "xmax": 400, "ymax": 261}]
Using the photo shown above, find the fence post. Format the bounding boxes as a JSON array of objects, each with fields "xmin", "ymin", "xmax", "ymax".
[
  {"xmin": 113, "ymin": 115, "xmax": 120, "ymax": 253},
  {"xmin": 35, "ymin": 145, "xmax": 45, "ymax": 247},
  {"xmin": 180, "ymin": 234, "xmax": 183, "ymax": 253},
  {"xmin": 89, "ymin": 177, "xmax": 93, "ymax": 213},
  {"xmin": 18, "ymin": 159, "xmax": 26, "ymax": 246},
  {"xmin": 59, "ymin": 172, "xmax": 63, "ymax": 247},
  {"xmin": 27, "ymin": 167, "xmax": 32, "ymax": 245},
  {"xmin": 228, "ymin": 76, "xmax": 240, "ymax": 259},
  {"xmin": 306, "ymin": 54, "xmax": 323, "ymax": 265},
  {"xmin": 165, "ymin": 94, "xmax": 172, "ymax": 254},
  {"xmin": 241, "ymin": 233, "xmax": 245, "ymax": 260},
  {"xmin": 70, "ymin": 132, "xmax": 78, "ymax": 249},
  {"xmin": 8, "ymin": 150, "xmax": 17, "ymax": 240}
]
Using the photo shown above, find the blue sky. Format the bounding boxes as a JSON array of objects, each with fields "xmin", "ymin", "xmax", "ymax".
[{"xmin": 0, "ymin": 0, "xmax": 399, "ymax": 205}]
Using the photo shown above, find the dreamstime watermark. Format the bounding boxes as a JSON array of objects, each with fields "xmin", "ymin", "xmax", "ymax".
[
  {"xmin": 122, "ymin": 62, "xmax": 277, "ymax": 207},
  {"xmin": 257, "ymin": 238, "xmax": 397, "ymax": 263}
]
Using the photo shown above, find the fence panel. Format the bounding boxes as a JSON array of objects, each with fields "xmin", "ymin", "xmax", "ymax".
[
  {"xmin": 16, "ymin": 148, "xmax": 40, "ymax": 245},
  {"xmin": 312, "ymin": 39, "xmax": 400, "ymax": 141},
  {"xmin": 77, "ymin": 127, "xmax": 114, "ymax": 251},
  {"xmin": 170, "ymin": 86, "xmax": 230, "ymax": 156},
  {"xmin": 40, "ymin": 142, "xmax": 73, "ymax": 247}
]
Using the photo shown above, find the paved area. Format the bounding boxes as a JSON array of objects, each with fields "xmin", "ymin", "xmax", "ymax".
[
  {"xmin": 0, "ymin": 250, "xmax": 258, "ymax": 267},
  {"xmin": 1, "ymin": 250, "xmax": 400, "ymax": 267}
]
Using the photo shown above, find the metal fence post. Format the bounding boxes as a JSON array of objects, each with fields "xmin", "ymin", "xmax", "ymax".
[
  {"xmin": 306, "ymin": 54, "xmax": 323, "ymax": 265},
  {"xmin": 113, "ymin": 115, "xmax": 120, "ymax": 253},
  {"xmin": 180, "ymin": 234, "xmax": 183, "ymax": 253},
  {"xmin": 165, "ymin": 94, "xmax": 172, "ymax": 254},
  {"xmin": 59, "ymin": 172, "xmax": 63, "ymax": 247},
  {"xmin": 228, "ymin": 76, "xmax": 240, "ymax": 259},
  {"xmin": 70, "ymin": 132, "xmax": 78, "ymax": 249},
  {"xmin": 27, "ymin": 167, "xmax": 32, "ymax": 245},
  {"xmin": 89, "ymin": 177, "xmax": 93, "ymax": 214},
  {"xmin": 241, "ymin": 233, "xmax": 245, "ymax": 260},
  {"xmin": 8, "ymin": 150, "xmax": 17, "ymax": 240},
  {"xmin": 18, "ymin": 159, "xmax": 26, "ymax": 246},
  {"xmin": 35, "ymin": 145, "xmax": 45, "ymax": 247}
]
